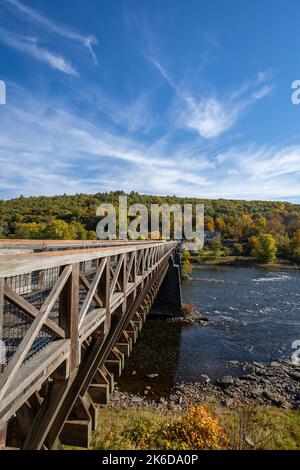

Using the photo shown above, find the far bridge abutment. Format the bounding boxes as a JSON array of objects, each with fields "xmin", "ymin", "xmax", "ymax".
[{"xmin": 150, "ymin": 250, "xmax": 182, "ymax": 318}]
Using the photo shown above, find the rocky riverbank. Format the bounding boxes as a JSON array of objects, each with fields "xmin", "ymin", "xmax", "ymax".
[{"xmin": 111, "ymin": 359, "xmax": 300, "ymax": 412}]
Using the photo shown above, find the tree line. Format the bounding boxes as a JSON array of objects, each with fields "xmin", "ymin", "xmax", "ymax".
[{"xmin": 0, "ymin": 191, "xmax": 299, "ymax": 263}]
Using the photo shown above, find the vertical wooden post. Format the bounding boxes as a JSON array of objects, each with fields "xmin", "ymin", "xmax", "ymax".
[
  {"xmin": 98, "ymin": 257, "xmax": 110, "ymax": 335},
  {"xmin": 0, "ymin": 278, "xmax": 4, "ymax": 342},
  {"xmin": 120, "ymin": 253, "xmax": 127, "ymax": 313},
  {"xmin": 0, "ymin": 424, "xmax": 7, "ymax": 449},
  {"xmin": 133, "ymin": 251, "xmax": 137, "ymax": 298},
  {"xmin": 59, "ymin": 264, "xmax": 79, "ymax": 374},
  {"xmin": 0, "ymin": 281, "xmax": 5, "ymax": 450}
]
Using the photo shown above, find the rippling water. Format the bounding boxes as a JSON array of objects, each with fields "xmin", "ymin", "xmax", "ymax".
[
  {"xmin": 117, "ymin": 265, "xmax": 300, "ymax": 397},
  {"xmin": 181, "ymin": 265, "xmax": 300, "ymax": 376}
]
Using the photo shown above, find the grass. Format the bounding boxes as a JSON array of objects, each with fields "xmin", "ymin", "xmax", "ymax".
[
  {"xmin": 89, "ymin": 405, "xmax": 300, "ymax": 451},
  {"xmin": 90, "ymin": 407, "xmax": 173, "ymax": 450},
  {"xmin": 217, "ymin": 405, "xmax": 300, "ymax": 450}
]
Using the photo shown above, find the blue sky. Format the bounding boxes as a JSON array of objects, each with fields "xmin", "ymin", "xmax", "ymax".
[{"xmin": 0, "ymin": 0, "xmax": 300, "ymax": 201}]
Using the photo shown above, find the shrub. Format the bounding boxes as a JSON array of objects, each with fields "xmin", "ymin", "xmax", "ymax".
[
  {"xmin": 123, "ymin": 416, "xmax": 162, "ymax": 450},
  {"xmin": 163, "ymin": 405, "xmax": 227, "ymax": 450},
  {"xmin": 182, "ymin": 259, "xmax": 192, "ymax": 279},
  {"xmin": 181, "ymin": 303, "xmax": 194, "ymax": 317},
  {"xmin": 233, "ymin": 242, "xmax": 244, "ymax": 255}
]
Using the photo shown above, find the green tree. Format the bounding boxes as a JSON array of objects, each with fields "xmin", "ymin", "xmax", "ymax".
[
  {"xmin": 14, "ymin": 222, "xmax": 45, "ymax": 239},
  {"xmin": 251, "ymin": 234, "xmax": 277, "ymax": 263},
  {"xmin": 292, "ymin": 247, "xmax": 300, "ymax": 264},
  {"xmin": 211, "ymin": 236, "xmax": 222, "ymax": 257},
  {"xmin": 69, "ymin": 221, "xmax": 87, "ymax": 240},
  {"xmin": 87, "ymin": 230, "xmax": 97, "ymax": 240},
  {"xmin": 44, "ymin": 219, "xmax": 75, "ymax": 240},
  {"xmin": 275, "ymin": 234, "xmax": 291, "ymax": 259},
  {"xmin": 233, "ymin": 243, "xmax": 244, "ymax": 255}
]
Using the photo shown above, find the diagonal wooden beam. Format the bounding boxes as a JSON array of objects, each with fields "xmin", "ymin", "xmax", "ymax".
[
  {"xmin": 0, "ymin": 265, "xmax": 72, "ymax": 402},
  {"xmin": 79, "ymin": 272, "xmax": 103, "ymax": 308},
  {"xmin": 78, "ymin": 258, "xmax": 107, "ymax": 328},
  {"xmin": 109, "ymin": 254, "xmax": 125, "ymax": 300},
  {"xmin": 0, "ymin": 278, "xmax": 4, "ymax": 342},
  {"xmin": 136, "ymin": 250, "xmax": 143, "ymax": 275},
  {"xmin": 125, "ymin": 252, "xmax": 135, "ymax": 284},
  {"xmin": 4, "ymin": 284, "xmax": 65, "ymax": 339},
  {"xmin": 109, "ymin": 264, "xmax": 121, "ymax": 291},
  {"xmin": 22, "ymin": 371, "xmax": 77, "ymax": 450}
]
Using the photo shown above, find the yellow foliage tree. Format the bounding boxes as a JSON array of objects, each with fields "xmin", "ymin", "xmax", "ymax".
[{"xmin": 164, "ymin": 405, "xmax": 227, "ymax": 450}]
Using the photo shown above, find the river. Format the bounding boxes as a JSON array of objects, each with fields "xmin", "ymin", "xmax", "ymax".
[{"xmin": 117, "ymin": 265, "xmax": 300, "ymax": 399}]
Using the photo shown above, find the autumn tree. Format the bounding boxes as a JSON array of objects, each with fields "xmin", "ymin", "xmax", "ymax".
[
  {"xmin": 240, "ymin": 214, "xmax": 255, "ymax": 239},
  {"xmin": 87, "ymin": 230, "xmax": 97, "ymax": 240},
  {"xmin": 215, "ymin": 216, "xmax": 225, "ymax": 233},
  {"xmin": 290, "ymin": 229, "xmax": 300, "ymax": 263},
  {"xmin": 205, "ymin": 216, "xmax": 215, "ymax": 232},
  {"xmin": 291, "ymin": 229, "xmax": 300, "ymax": 250},
  {"xmin": 251, "ymin": 234, "xmax": 277, "ymax": 263},
  {"xmin": 181, "ymin": 248, "xmax": 192, "ymax": 279},
  {"xmin": 69, "ymin": 221, "xmax": 87, "ymax": 240},
  {"xmin": 14, "ymin": 222, "xmax": 46, "ymax": 239},
  {"xmin": 44, "ymin": 220, "xmax": 76, "ymax": 240},
  {"xmin": 248, "ymin": 235, "xmax": 259, "ymax": 250}
]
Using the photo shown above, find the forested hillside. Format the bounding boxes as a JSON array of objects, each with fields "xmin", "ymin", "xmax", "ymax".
[{"xmin": 1, "ymin": 191, "xmax": 300, "ymax": 262}]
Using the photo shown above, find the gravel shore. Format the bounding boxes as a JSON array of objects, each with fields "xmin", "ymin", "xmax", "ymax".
[{"xmin": 111, "ymin": 359, "xmax": 300, "ymax": 412}]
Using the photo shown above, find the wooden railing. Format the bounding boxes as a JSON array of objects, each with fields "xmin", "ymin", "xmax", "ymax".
[{"xmin": 0, "ymin": 240, "xmax": 177, "ymax": 426}]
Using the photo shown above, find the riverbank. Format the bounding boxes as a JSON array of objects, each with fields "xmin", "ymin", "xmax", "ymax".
[
  {"xmin": 101, "ymin": 358, "xmax": 300, "ymax": 450},
  {"xmin": 190, "ymin": 255, "xmax": 300, "ymax": 270},
  {"xmin": 111, "ymin": 306, "xmax": 300, "ymax": 415},
  {"xmin": 111, "ymin": 359, "xmax": 300, "ymax": 412}
]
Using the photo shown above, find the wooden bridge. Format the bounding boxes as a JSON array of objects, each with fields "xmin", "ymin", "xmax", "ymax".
[{"xmin": 0, "ymin": 240, "xmax": 181, "ymax": 450}]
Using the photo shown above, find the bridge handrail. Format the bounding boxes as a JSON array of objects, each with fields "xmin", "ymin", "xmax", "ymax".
[{"xmin": 0, "ymin": 241, "xmax": 176, "ymax": 277}]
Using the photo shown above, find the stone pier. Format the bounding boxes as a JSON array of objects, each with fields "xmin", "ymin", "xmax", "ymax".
[{"xmin": 150, "ymin": 251, "xmax": 182, "ymax": 318}]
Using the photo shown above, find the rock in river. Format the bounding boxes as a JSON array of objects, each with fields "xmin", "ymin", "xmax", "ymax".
[{"xmin": 217, "ymin": 376, "xmax": 235, "ymax": 387}]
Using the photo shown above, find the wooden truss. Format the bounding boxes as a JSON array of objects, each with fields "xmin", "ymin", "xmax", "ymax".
[{"xmin": 0, "ymin": 241, "xmax": 177, "ymax": 449}]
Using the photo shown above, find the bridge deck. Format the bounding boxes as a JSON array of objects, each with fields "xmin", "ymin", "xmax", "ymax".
[{"xmin": 0, "ymin": 240, "xmax": 178, "ymax": 449}]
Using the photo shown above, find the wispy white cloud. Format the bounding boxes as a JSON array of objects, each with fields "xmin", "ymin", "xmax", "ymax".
[
  {"xmin": 0, "ymin": 27, "xmax": 78, "ymax": 75},
  {"xmin": 1, "ymin": 85, "xmax": 299, "ymax": 202},
  {"xmin": 148, "ymin": 56, "xmax": 274, "ymax": 139},
  {"xmin": 0, "ymin": 86, "xmax": 213, "ymax": 198},
  {"xmin": 251, "ymin": 85, "xmax": 273, "ymax": 100},
  {"xmin": 3, "ymin": 0, "xmax": 98, "ymax": 64},
  {"xmin": 87, "ymin": 88, "xmax": 157, "ymax": 134},
  {"xmin": 240, "ymin": 145, "xmax": 300, "ymax": 180},
  {"xmin": 183, "ymin": 83, "xmax": 273, "ymax": 139}
]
